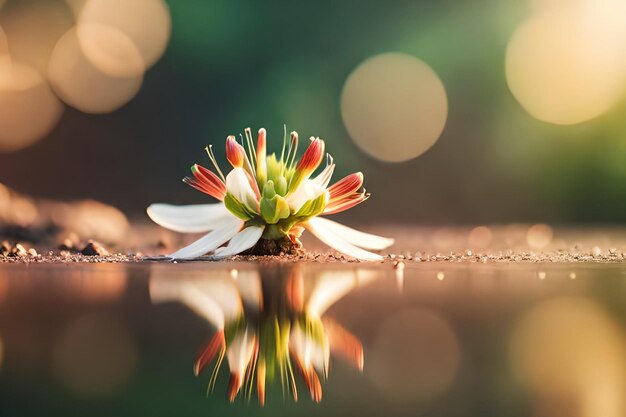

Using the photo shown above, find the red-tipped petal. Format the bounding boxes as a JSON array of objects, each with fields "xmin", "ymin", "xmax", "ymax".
[
  {"xmin": 324, "ymin": 193, "xmax": 369, "ymax": 215},
  {"xmin": 328, "ymin": 172, "xmax": 363, "ymax": 201},
  {"xmin": 296, "ymin": 137, "xmax": 325, "ymax": 175},
  {"xmin": 226, "ymin": 136, "xmax": 245, "ymax": 168},
  {"xmin": 194, "ymin": 330, "xmax": 226, "ymax": 376},
  {"xmin": 185, "ymin": 164, "xmax": 226, "ymax": 200}
]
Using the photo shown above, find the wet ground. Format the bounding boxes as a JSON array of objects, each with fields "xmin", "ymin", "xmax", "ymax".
[{"xmin": 0, "ymin": 260, "xmax": 625, "ymax": 417}]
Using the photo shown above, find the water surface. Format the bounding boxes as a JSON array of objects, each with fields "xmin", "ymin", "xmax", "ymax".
[{"xmin": 0, "ymin": 262, "xmax": 624, "ymax": 417}]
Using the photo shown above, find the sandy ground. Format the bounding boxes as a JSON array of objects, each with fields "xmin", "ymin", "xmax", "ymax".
[{"xmin": 2, "ymin": 223, "xmax": 626, "ymax": 264}]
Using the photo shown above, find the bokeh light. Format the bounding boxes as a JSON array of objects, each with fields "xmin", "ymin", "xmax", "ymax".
[
  {"xmin": 52, "ymin": 312, "xmax": 138, "ymax": 398},
  {"xmin": 341, "ymin": 52, "xmax": 448, "ymax": 162},
  {"xmin": 505, "ymin": 6, "xmax": 626, "ymax": 125},
  {"xmin": 510, "ymin": 297, "xmax": 626, "ymax": 417},
  {"xmin": 526, "ymin": 223, "xmax": 553, "ymax": 249},
  {"xmin": 0, "ymin": 24, "xmax": 7, "ymax": 55},
  {"xmin": 0, "ymin": 56, "xmax": 64, "ymax": 152},
  {"xmin": 50, "ymin": 199, "xmax": 129, "ymax": 244},
  {"xmin": 468, "ymin": 226, "xmax": 493, "ymax": 250},
  {"xmin": 78, "ymin": 0, "xmax": 171, "ymax": 71},
  {"xmin": 76, "ymin": 23, "xmax": 145, "ymax": 78},
  {"xmin": 0, "ymin": 0, "xmax": 74, "ymax": 73},
  {"xmin": 64, "ymin": 0, "xmax": 86, "ymax": 17},
  {"xmin": 367, "ymin": 308, "xmax": 460, "ymax": 402},
  {"xmin": 0, "ymin": 0, "xmax": 171, "ymax": 150},
  {"xmin": 48, "ymin": 26, "xmax": 143, "ymax": 114}
]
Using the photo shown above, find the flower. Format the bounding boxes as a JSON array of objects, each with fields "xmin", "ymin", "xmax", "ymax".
[{"xmin": 147, "ymin": 127, "xmax": 394, "ymax": 260}]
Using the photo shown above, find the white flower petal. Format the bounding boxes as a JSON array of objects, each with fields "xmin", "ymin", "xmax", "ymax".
[
  {"xmin": 311, "ymin": 217, "xmax": 394, "ymax": 250},
  {"xmin": 212, "ymin": 225, "xmax": 265, "ymax": 258},
  {"xmin": 312, "ymin": 162, "xmax": 335, "ymax": 189},
  {"xmin": 305, "ymin": 218, "xmax": 383, "ymax": 261},
  {"xmin": 287, "ymin": 179, "xmax": 327, "ymax": 213},
  {"xmin": 147, "ymin": 203, "xmax": 235, "ymax": 233},
  {"xmin": 226, "ymin": 167, "xmax": 259, "ymax": 211},
  {"xmin": 168, "ymin": 218, "xmax": 243, "ymax": 260}
]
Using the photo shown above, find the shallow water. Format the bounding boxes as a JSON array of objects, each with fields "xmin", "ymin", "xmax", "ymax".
[{"xmin": 0, "ymin": 261, "xmax": 625, "ymax": 417}]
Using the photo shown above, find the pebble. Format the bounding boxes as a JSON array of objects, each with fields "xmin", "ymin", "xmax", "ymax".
[
  {"xmin": 59, "ymin": 238, "xmax": 77, "ymax": 252},
  {"xmin": 12, "ymin": 243, "xmax": 27, "ymax": 257},
  {"xmin": 81, "ymin": 240, "xmax": 110, "ymax": 256},
  {"xmin": 0, "ymin": 241, "xmax": 10, "ymax": 255}
]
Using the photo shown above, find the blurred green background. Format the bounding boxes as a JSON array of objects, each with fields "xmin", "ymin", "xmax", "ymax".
[{"xmin": 0, "ymin": 0, "xmax": 624, "ymax": 224}]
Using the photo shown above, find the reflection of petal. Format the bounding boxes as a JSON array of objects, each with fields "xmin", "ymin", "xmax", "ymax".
[
  {"xmin": 194, "ymin": 330, "xmax": 225, "ymax": 376},
  {"xmin": 230, "ymin": 269, "xmax": 262, "ymax": 313},
  {"xmin": 149, "ymin": 268, "xmax": 243, "ymax": 329},
  {"xmin": 323, "ymin": 318, "xmax": 364, "ymax": 371},
  {"xmin": 286, "ymin": 269, "xmax": 305, "ymax": 312},
  {"xmin": 257, "ymin": 359, "xmax": 266, "ymax": 406},
  {"xmin": 290, "ymin": 322, "xmax": 329, "ymax": 375},
  {"xmin": 147, "ymin": 203, "xmax": 234, "ymax": 233},
  {"xmin": 306, "ymin": 269, "xmax": 377, "ymax": 318},
  {"xmin": 226, "ymin": 328, "xmax": 257, "ymax": 402},
  {"xmin": 168, "ymin": 218, "xmax": 243, "ymax": 259},
  {"xmin": 290, "ymin": 323, "xmax": 326, "ymax": 403}
]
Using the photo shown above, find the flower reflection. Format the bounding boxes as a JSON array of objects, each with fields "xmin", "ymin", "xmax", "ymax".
[{"xmin": 149, "ymin": 266, "xmax": 375, "ymax": 404}]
